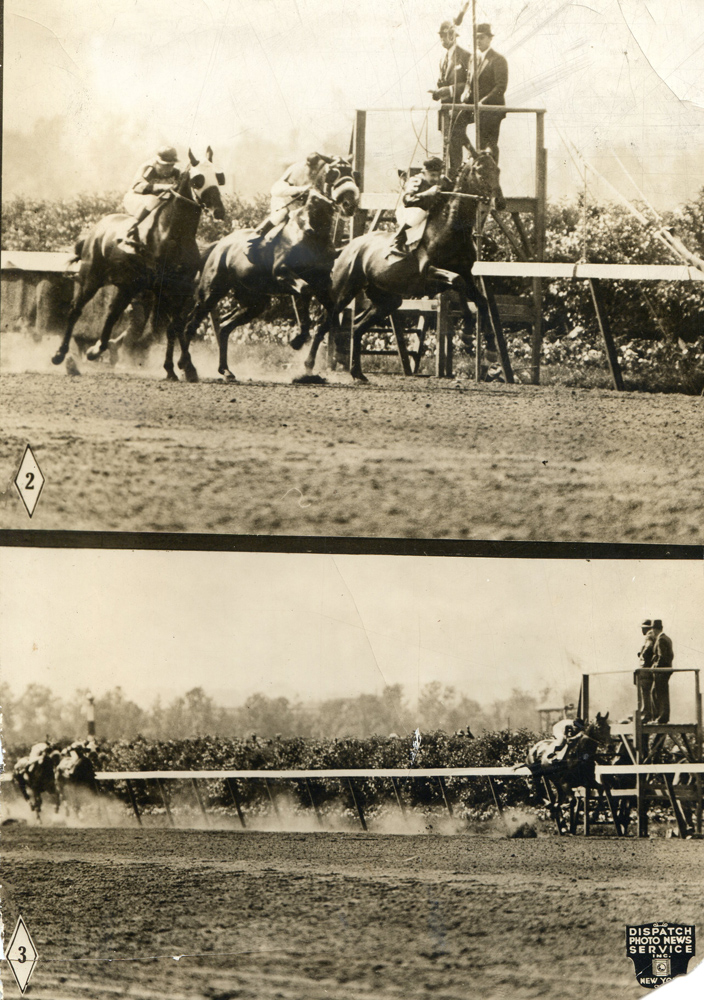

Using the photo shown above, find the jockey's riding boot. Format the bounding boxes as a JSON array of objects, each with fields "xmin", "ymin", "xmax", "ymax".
[
  {"xmin": 117, "ymin": 222, "xmax": 143, "ymax": 254},
  {"xmin": 387, "ymin": 226, "xmax": 409, "ymax": 259},
  {"xmin": 245, "ymin": 218, "xmax": 275, "ymax": 260}
]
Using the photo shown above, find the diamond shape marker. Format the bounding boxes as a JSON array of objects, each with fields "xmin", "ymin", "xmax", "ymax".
[
  {"xmin": 14, "ymin": 445, "xmax": 45, "ymax": 518},
  {"xmin": 6, "ymin": 915, "xmax": 39, "ymax": 993}
]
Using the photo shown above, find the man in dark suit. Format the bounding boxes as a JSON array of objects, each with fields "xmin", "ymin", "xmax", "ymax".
[
  {"xmin": 650, "ymin": 619, "xmax": 674, "ymax": 724},
  {"xmin": 431, "ymin": 19, "xmax": 471, "ymax": 179},
  {"xmin": 460, "ymin": 23, "xmax": 508, "ymax": 165}
]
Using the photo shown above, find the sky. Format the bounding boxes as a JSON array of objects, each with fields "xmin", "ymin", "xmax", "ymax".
[
  {"xmin": 1, "ymin": 549, "xmax": 702, "ymax": 716},
  {"xmin": 5, "ymin": 0, "xmax": 704, "ymax": 204}
]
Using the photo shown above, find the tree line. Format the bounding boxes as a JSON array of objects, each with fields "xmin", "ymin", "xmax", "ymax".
[{"xmin": 0, "ymin": 680, "xmax": 566, "ymax": 749}]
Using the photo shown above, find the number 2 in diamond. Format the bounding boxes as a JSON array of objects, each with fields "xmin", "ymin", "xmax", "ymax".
[{"xmin": 14, "ymin": 445, "xmax": 45, "ymax": 518}]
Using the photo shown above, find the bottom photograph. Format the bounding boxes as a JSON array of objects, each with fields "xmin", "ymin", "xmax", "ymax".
[{"xmin": 1, "ymin": 548, "xmax": 703, "ymax": 999}]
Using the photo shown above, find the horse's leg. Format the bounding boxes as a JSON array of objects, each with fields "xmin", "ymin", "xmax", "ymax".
[
  {"xmin": 289, "ymin": 289, "xmax": 314, "ymax": 351},
  {"xmin": 349, "ymin": 289, "xmax": 403, "ymax": 382},
  {"xmin": 51, "ymin": 271, "xmax": 103, "ymax": 365},
  {"xmin": 86, "ymin": 286, "xmax": 136, "ymax": 361},
  {"xmin": 303, "ymin": 289, "xmax": 335, "ymax": 373},
  {"xmin": 216, "ymin": 296, "xmax": 267, "ymax": 381}
]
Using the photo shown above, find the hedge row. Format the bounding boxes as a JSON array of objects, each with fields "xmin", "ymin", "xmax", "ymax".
[{"xmin": 94, "ymin": 729, "xmax": 538, "ymax": 815}]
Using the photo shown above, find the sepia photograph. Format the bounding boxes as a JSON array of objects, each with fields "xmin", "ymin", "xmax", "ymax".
[
  {"xmin": 1, "ymin": 548, "xmax": 703, "ymax": 997},
  {"xmin": 2, "ymin": 0, "xmax": 704, "ymax": 540}
]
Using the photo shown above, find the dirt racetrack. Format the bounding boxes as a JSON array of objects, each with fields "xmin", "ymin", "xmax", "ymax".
[
  {"xmin": 2, "ymin": 824, "xmax": 703, "ymax": 1000},
  {"xmin": 1, "ymin": 338, "xmax": 703, "ymax": 540}
]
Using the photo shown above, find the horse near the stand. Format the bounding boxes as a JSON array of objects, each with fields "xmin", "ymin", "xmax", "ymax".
[
  {"xmin": 183, "ymin": 157, "xmax": 359, "ymax": 381},
  {"xmin": 13, "ymin": 742, "xmax": 62, "ymax": 819},
  {"xmin": 54, "ymin": 739, "xmax": 100, "ymax": 815},
  {"xmin": 301, "ymin": 147, "xmax": 503, "ymax": 382},
  {"xmin": 51, "ymin": 148, "xmax": 226, "ymax": 382},
  {"xmin": 524, "ymin": 713, "xmax": 611, "ymax": 834}
]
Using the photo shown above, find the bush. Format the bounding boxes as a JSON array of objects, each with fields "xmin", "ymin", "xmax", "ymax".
[{"xmin": 91, "ymin": 729, "xmax": 538, "ymax": 815}]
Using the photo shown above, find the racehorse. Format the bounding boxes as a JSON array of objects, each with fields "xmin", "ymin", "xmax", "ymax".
[
  {"xmin": 524, "ymin": 713, "xmax": 611, "ymax": 834},
  {"xmin": 13, "ymin": 743, "xmax": 62, "ymax": 819},
  {"xmin": 54, "ymin": 739, "xmax": 100, "ymax": 815},
  {"xmin": 301, "ymin": 148, "xmax": 502, "ymax": 382},
  {"xmin": 51, "ymin": 148, "xmax": 226, "ymax": 382},
  {"xmin": 183, "ymin": 159, "xmax": 360, "ymax": 381}
]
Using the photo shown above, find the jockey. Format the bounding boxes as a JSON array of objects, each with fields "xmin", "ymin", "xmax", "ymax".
[
  {"xmin": 245, "ymin": 152, "xmax": 348, "ymax": 258},
  {"xmin": 118, "ymin": 146, "xmax": 181, "ymax": 251},
  {"xmin": 549, "ymin": 717, "xmax": 585, "ymax": 760},
  {"xmin": 389, "ymin": 156, "xmax": 452, "ymax": 262}
]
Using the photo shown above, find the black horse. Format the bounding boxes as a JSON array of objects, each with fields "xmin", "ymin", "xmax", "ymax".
[
  {"xmin": 525, "ymin": 713, "xmax": 611, "ymax": 834},
  {"xmin": 13, "ymin": 743, "xmax": 62, "ymax": 819},
  {"xmin": 51, "ymin": 148, "xmax": 226, "ymax": 382},
  {"xmin": 301, "ymin": 148, "xmax": 502, "ymax": 382},
  {"xmin": 184, "ymin": 160, "xmax": 359, "ymax": 381}
]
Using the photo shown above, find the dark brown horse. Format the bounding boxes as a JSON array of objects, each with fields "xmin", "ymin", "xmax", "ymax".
[
  {"xmin": 525, "ymin": 713, "xmax": 611, "ymax": 834},
  {"xmin": 302, "ymin": 149, "xmax": 502, "ymax": 382},
  {"xmin": 183, "ymin": 161, "xmax": 360, "ymax": 381},
  {"xmin": 51, "ymin": 148, "xmax": 226, "ymax": 382},
  {"xmin": 13, "ymin": 743, "xmax": 62, "ymax": 819}
]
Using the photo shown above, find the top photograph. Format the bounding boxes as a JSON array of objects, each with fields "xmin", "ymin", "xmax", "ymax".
[{"xmin": 2, "ymin": 0, "xmax": 703, "ymax": 542}]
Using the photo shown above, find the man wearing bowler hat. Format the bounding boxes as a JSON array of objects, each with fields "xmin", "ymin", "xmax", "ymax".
[{"xmin": 460, "ymin": 23, "xmax": 508, "ymax": 165}]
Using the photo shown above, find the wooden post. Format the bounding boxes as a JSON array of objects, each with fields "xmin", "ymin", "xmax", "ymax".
[
  {"xmin": 125, "ymin": 780, "xmax": 142, "ymax": 826},
  {"xmin": 347, "ymin": 778, "xmax": 367, "ymax": 831},
  {"xmin": 588, "ymin": 279, "xmax": 625, "ymax": 390},
  {"xmin": 487, "ymin": 776, "xmax": 504, "ymax": 815},
  {"xmin": 390, "ymin": 776, "xmax": 406, "ymax": 814},
  {"xmin": 579, "ymin": 674, "xmax": 590, "ymax": 721},
  {"xmin": 156, "ymin": 779, "xmax": 175, "ymax": 827},
  {"xmin": 264, "ymin": 777, "xmax": 280, "ymax": 819},
  {"xmin": 191, "ymin": 778, "xmax": 210, "ymax": 825},
  {"xmin": 226, "ymin": 778, "xmax": 246, "ymax": 829},
  {"xmin": 436, "ymin": 776, "xmax": 453, "ymax": 816},
  {"xmin": 530, "ymin": 114, "xmax": 547, "ymax": 385},
  {"xmin": 304, "ymin": 779, "xmax": 324, "ymax": 826}
]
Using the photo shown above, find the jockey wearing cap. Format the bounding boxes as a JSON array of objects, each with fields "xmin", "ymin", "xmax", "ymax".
[
  {"xmin": 118, "ymin": 146, "xmax": 181, "ymax": 251},
  {"xmin": 245, "ymin": 152, "xmax": 339, "ymax": 259},
  {"xmin": 389, "ymin": 156, "xmax": 453, "ymax": 271},
  {"xmin": 547, "ymin": 717, "xmax": 585, "ymax": 763}
]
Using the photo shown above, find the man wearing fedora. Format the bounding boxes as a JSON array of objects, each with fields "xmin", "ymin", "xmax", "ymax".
[
  {"xmin": 460, "ymin": 23, "xmax": 508, "ymax": 165},
  {"xmin": 650, "ymin": 619, "xmax": 674, "ymax": 725},
  {"xmin": 636, "ymin": 618, "xmax": 656, "ymax": 722}
]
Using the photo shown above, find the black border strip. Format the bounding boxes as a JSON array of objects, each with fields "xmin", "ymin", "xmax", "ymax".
[{"xmin": 0, "ymin": 530, "xmax": 701, "ymax": 559}]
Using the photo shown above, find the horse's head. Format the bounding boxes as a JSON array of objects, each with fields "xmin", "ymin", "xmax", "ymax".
[
  {"xmin": 587, "ymin": 711, "xmax": 611, "ymax": 745},
  {"xmin": 301, "ymin": 188, "xmax": 336, "ymax": 233},
  {"xmin": 186, "ymin": 147, "xmax": 226, "ymax": 220},
  {"xmin": 457, "ymin": 146, "xmax": 502, "ymax": 203},
  {"xmin": 318, "ymin": 156, "xmax": 360, "ymax": 217}
]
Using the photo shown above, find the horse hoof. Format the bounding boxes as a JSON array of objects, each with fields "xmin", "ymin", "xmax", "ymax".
[
  {"xmin": 86, "ymin": 347, "xmax": 102, "ymax": 361},
  {"xmin": 164, "ymin": 370, "xmax": 179, "ymax": 382},
  {"xmin": 218, "ymin": 369, "xmax": 236, "ymax": 382},
  {"xmin": 51, "ymin": 352, "xmax": 65, "ymax": 366},
  {"xmin": 289, "ymin": 332, "xmax": 310, "ymax": 351},
  {"xmin": 351, "ymin": 371, "xmax": 368, "ymax": 384},
  {"xmin": 185, "ymin": 367, "xmax": 199, "ymax": 384}
]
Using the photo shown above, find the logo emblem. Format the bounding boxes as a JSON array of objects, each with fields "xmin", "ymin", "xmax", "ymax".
[
  {"xmin": 627, "ymin": 923, "xmax": 695, "ymax": 990},
  {"xmin": 6, "ymin": 915, "xmax": 39, "ymax": 994}
]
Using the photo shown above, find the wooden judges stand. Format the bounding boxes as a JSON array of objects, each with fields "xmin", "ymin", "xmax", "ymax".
[
  {"xmin": 579, "ymin": 670, "xmax": 703, "ymax": 838},
  {"xmin": 330, "ymin": 106, "xmax": 547, "ymax": 381}
]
